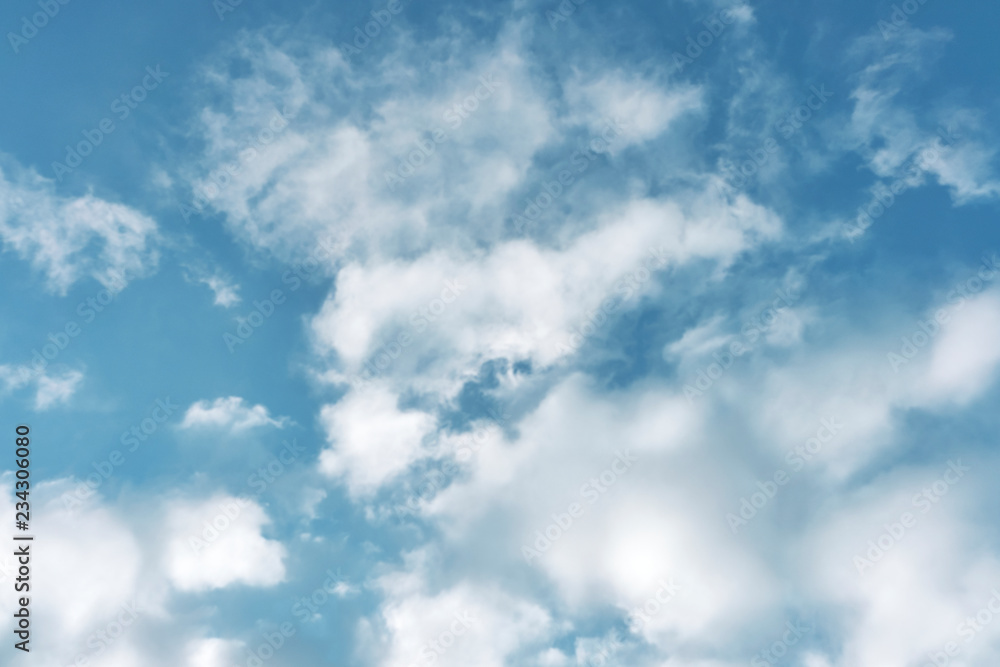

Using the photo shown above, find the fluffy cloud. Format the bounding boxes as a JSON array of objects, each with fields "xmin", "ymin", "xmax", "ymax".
[
  {"xmin": 1, "ymin": 478, "xmax": 292, "ymax": 665},
  {"xmin": 801, "ymin": 460, "xmax": 1000, "ymax": 667},
  {"xmin": 365, "ymin": 561, "xmax": 553, "ymax": 667},
  {"xmin": 318, "ymin": 384, "xmax": 437, "ymax": 497},
  {"xmin": 179, "ymin": 28, "xmax": 557, "ymax": 264},
  {"xmin": 186, "ymin": 638, "xmax": 247, "ymax": 667},
  {"xmin": 0, "ymin": 156, "xmax": 159, "ymax": 294},
  {"xmin": 0, "ymin": 478, "xmax": 149, "ymax": 666},
  {"xmin": 311, "ymin": 189, "xmax": 781, "ymax": 398},
  {"xmin": 414, "ymin": 376, "xmax": 783, "ymax": 652},
  {"xmin": 20, "ymin": 3, "xmax": 993, "ymax": 666},
  {"xmin": 919, "ymin": 289, "xmax": 1000, "ymax": 404},
  {"xmin": 179, "ymin": 396, "xmax": 288, "ymax": 431},
  {"xmin": 165, "ymin": 495, "xmax": 287, "ymax": 592}
]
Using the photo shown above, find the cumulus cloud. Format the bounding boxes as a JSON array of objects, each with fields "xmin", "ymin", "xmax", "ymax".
[
  {"xmin": 311, "ymin": 190, "xmax": 781, "ymax": 399},
  {"xmin": 0, "ymin": 478, "xmax": 153, "ymax": 666},
  {"xmin": 365, "ymin": 561, "xmax": 553, "ymax": 667},
  {"xmin": 318, "ymin": 384, "xmax": 437, "ymax": 497},
  {"xmin": 12, "ymin": 3, "xmax": 994, "ymax": 666},
  {"xmin": 165, "ymin": 495, "xmax": 287, "ymax": 592},
  {"xmin": 801, "ymin": 460, "xmax": 1000, "ymax": 667},
  {"xmin": 0, "ymin": 478, "xmax": 296, "ymax": 665}
]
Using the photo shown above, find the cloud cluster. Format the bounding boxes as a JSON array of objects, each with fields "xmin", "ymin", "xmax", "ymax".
[
  {"xmin": 5, "ymin": 1, "xmax": 1000, "ymax": 666},
  {"xmin": 167, "ymin": 10, "xmax": 1000, "ymax": 667}
]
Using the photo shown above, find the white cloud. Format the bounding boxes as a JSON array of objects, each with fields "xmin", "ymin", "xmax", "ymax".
[
  {"xmin": 181, "ymin": 28, "xmax": 557, "ymax": 266},
  {"xmin": 0, "ymin": 364, "xmax": 84, "ymax": 411},
  {"xmin": 34, "ymin": 368, "xmax": 84, "ymax": 410},
  {"xmin": 565, "ymin": 71, "xmax": 703, "ymax": 148},
  {"xmin": 664, "ymin": 314, "xmax": 731, "ymax": 360},
  {"xmin": 186, "ymin": 638, "xmax": 245, "ymax": 667},
  {"xmin": 367, "ymin": 564, "xmax": 553, "ymax": 667},
  {"xmin": 843, "ymin": 26, "xmax": 1000, "ymax": 207},
  {"xmin": 311, "ymin": 188, "xmax": 780, "ymax": 400},
  {"xmin": 0, "ymin": 156, "xmax": 159, "ymax": 295},
  {"xmin": 185, "ymin": 267, "xmax": 241, "ymax": 307},
  {"xmin": 179, "ymin": 396, "xmax": 287, "ymax": 431},
  {"xmin": 920, "ymin": 289, "xmax": 1000, "ymax": 403},
  {"xmin": 165, "ymin": 495, "xmax": 287, "ymax": 592},
  {"xmin": 0, "ymin": 478, "xmax": 161, "ymax": 667},
  {"xmin": 0, "ymin": 363, "xmax": 33, "ymax": 393},
  {"xmin": 802, "ymin": 462, "xmax": 1000, "ymax": 667},
  {"xmin": 0, "ymin": 477, "xmax": 301, "ymax": 665},
  {"xmin": 318, "ymin": 384, "xmax": 436, "ymax": 497},
  {"xmin": 154, "ymin": 12, "xmax": 1000, "ymax": 667},
  {"xmin": 419, "ymin": 377, "xmax": 778, "ymax": 649}
]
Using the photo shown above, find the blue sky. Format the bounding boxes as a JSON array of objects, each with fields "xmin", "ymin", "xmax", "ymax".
[{"xmin": 2, "ymin": 0, "xmax": 1000, "ymax": 665}]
